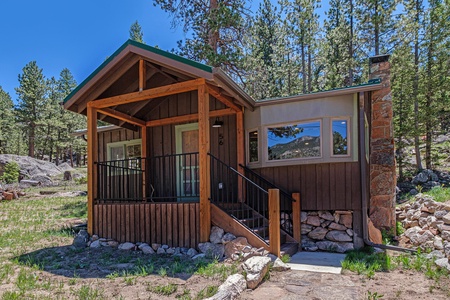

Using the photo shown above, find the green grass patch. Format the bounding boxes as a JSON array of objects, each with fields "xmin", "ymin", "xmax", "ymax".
[
  {"xmin": 195, "ymin": 259, "xmax": 238, "ymax": 281},
  {"xmin": 196, "ymin": 285, "xmax": 218, "ymax": 299},
  {"xmin": 148, "ymin": 283, "xmax": 178, "ymax": 296},
  {"xmin": 423, "ymin": 186, "xmax": 450, "ymax": 203},
  {"xmin": 342, "ymin": 247, "xmax": 393, "ymax": 278},
  {"xmin": 71, "ymin": 285, "xmax": 104, "ymax": 300}
]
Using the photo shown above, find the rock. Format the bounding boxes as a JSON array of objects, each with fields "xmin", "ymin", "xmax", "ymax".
[
  {"xmin": 221, "ymin": 233, "xmax": 236, "ymax": 244},
  {"xmin": 162, "ymin": 244, "xmax": 169, "ymax": 249},
  {"xmin": 435, "ymin": 258, "xmax": 450, "ymax": 272},
  {"xmin": 307, "ymin": 227, "xmax": 328, "ymax": 240},
  {"xmin": 30, "ymin": 174, "xmax": 53, "ymax": 185},
  {"xmin": 186, "ymin": 248, "xmax": 198, "ymax": 258},
  {"xmin": 339, "ymin": 214, "xmax": 353, "ymax": 228},
  {"xmin": 434, "ymin": 236, "xmax": 444, "ymax": 250},
  {"xmin": 325, "ymin": 230, "xmax": 353, "ymax": 242},
  {"xmin": 242, "ymin": 256, "xmax": 271, "ymax": 289},
  {"xmin": 442, "ymin": 213, "xmax": 450, "ymax": 225},
  {"xmin": 118, "ymin": 242, "xmax": 135, "ymax": 251},
  {"xmin": 353, "ymin": 235, "xmax": 365, "ymax": 249},
  {"xmin": 157, "ymin": 247, "xmax": 166, "ymax": 254},
  {"xmin": 425, "ymin": 250, "xmax": 445, "ymax": 260},
  {"xmin": 346, "ymin": 229, "xmax": 354, "ymax": 237},
  {"xmin": 91, "ymin": 234, "xmax": 99, "ymax": 241},
  {"xmin": 63, "ymin": 170, "xmax": 72, "ymax": 181},
  {"xmin": 410, "ymin": 189, "xmax": 419, "ymax": 195},
  {"xmin": 301, "ymin": 224, "xmax": 313, "ymax": 234},
  {"xmin": 206, "ymin": 273, "xmax": 246, "ymax": 300},
  {"xmin": 73, "ymin": 230, "xmax": 89, "ymax": 248},
  {"xmin": 139, "ymin": 244, "xmax": 155, "ymax": 254},
  {"xmin": 166, "ymin": 248, "xmax": 175, "ymax": 254},
  {"xmin": 210, "ymin": 226, "xmax": 225, "ymax": 244},
  {"xmin": 328, "ymin": 222, "xmax": 347, "ymax": 231},
  {"xmin": 90, "ymin": 240, "xmax": 101, "ymax": 248},
  {"xmin": 224, "ymin": 237, "xmax": 250, "ymax": 259},
  {"xmin": 199, "ymin": 242, "xmax": 225, "ymax": 259},
  {"xmin": 316, "ymin": 241, "xmax": 354, "ymax": 253},
  {"xmin": 192, "ymin": 253, "xmax": 206, "ymax": 260},
  {"xmin": 412, "ymin": 172, "xmax": 429, "ymax": 184},
  {"xmin": 442, "ymin": 231, "xmax": 450, "ymax": 242},
  {"xmin": 368, "ymin": 219, "xmax": 383, "ymax": 244},
  {"xmin": 272, "ymin": 258, "xmax": 291, "ymax": 271},
  {"xmin": 435, "ymin": 210, "xmax": 448, "ymax": 219},
  {"xmin": 306, "ymin": 216, "xmax": 321, "ymax": 227},
  {"xmin": 318, "ymin": 211, "xmax": 334, "ymax": 221},
  {"xmin": 300, "ymin": 211, "xmax": 308, "ymax": 223},
  {"xmin": 437, "ymin": 224, "xmax": 450, "ymax": 233},
  {"xmin": 152, "ymin": 243, "xmax": 161, "ymax": 251},
  {"xmin": 108, "ymin": 241, "xmax": 119, "ymax": 247}
]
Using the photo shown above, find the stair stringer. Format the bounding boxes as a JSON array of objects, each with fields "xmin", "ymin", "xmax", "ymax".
[{"xmin": 211, "ymin": 203, "xmax": 270, "ymax": 252}]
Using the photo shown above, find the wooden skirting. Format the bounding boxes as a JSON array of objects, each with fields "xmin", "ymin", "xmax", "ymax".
[{"xmin": 93, "ymin": 202, "xmax": 200, "ymax": 248}]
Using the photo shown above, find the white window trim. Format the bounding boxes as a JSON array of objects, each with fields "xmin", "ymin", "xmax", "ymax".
[
  {"xmin": 330, "ymin": 117, "xmax": 351, "ymax": 158},
  {"xmin": 246, "ymin": 128, "xmax": 260, "ymax": 165},
  {"xmin": 264, "ymin": 119, "xmax": 323, "ymax": 163},
  {"xmin": 107, "ymin": 139, "xmax": 142, "ymax": 161}
]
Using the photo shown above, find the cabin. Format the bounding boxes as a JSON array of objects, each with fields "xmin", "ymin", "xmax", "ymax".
[{"xmin": 64, "ymin": 40, "xmax": 396, "ymax": 256}]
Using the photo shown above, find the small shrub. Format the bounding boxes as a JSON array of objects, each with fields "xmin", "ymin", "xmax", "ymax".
[
  {"xmin": 367, "ymin": 291, "xmax": 383, "ymax": 299},
  {"xmin": 74, "ymin": 176, "xmax": 88, "ymax": 185},
  {"xmin": 196, "ymin": 285, "xmax": 218, "ymax": 299},
  {"xmin": 281, "ymin": 254, "xmax": 291, "ymax": 263},
  {"xmin": 149, "ymin": 283, "xmax": 178, "ymax": 296},
  {"xmin": 0, "ymin": 161, "xmax": 20, "ymax": 184}
]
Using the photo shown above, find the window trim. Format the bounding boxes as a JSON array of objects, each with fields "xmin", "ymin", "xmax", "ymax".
[
  {"xmin": 330, "ymin": 117, "xmax": 351, "ymax": 157},
  {"xmin": 246, "ymin": 128, "xmax": 260, "ymax": 164},
  {"xmin": 264, "ymin": 119, "xmax": 323, "ymax": 163}
]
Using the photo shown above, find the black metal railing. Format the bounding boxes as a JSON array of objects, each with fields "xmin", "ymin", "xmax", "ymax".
[
  {"xmin": 148, "ymin": 152, "xmax": 199, "ymax": 202},
  {"xmin": 209, "ymin": 154, "xmax": 270, "ymax": 243},
  {"xmin": 240, "ymin": 164, "xmax": 295, "ymax": 237},
  {"xmin": 96, "ymin": 152, "xmax": 200, "ymax": 203},
  {"xmin": 97, "ymin": 158, "xmax": 144, "ymax": 202}
]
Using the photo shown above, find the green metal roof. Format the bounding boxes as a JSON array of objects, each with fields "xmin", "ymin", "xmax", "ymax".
[
  {"xmin": 63, "ymin": 40, "xmax": 213, "ymax": 104},
  {"xmin": 256, "ymin": 78, "xmax": 382, "ymax": 103}
]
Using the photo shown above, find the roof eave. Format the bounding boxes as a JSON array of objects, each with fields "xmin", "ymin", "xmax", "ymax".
[{"xmin": 255, "ymin": 83, "xmax": 383, "ymax": 107}]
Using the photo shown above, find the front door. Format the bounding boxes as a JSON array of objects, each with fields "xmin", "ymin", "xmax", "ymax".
[{"xmin": 175, "ymin": 123, "xmax": 199, "ymax": 201}]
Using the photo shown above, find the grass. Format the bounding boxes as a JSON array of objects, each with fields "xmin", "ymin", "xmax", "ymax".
[
  {"xmin": 194, "ymin": 259, "xmax": 238, "ymax": 281},
  {"xmin": 195, "ymin": 285, "xmax": 218, "ymax": 299},
  {"xmin": 342, "ymin": 247, "xmax": 393, "ymax": 278},
  {"xmin": 148, "ymin": 283, "xmax": 178, "ymax": 296},
  {"xmin": 423, "ymin": 186, "xmax": 450, "ymax": 203}
]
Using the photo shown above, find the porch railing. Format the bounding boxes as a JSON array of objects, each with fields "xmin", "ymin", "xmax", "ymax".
[
  {"xmin": 209, "ymin": 153, "xmax": 270, "ymax": 243},
  {"xmin": 240, "ymin": 165, "xmax": 295, "ymax": 237},
  {"xmin": 96, "ymin": 152, "xmax": 200, "ymax": 203}
]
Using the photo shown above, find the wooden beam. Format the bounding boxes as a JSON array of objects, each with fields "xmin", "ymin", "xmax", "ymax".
[
  {"xmin": 87, "ymin": 105, "xmax": 98, "ymax": 235},
  {"xmin": 141, "ymin": 126, "xmax": 147, "ymax": 201},
  {"xmin": 198, "ymin": 84, "xmax": 211, "ymax": 242},
  {"xmin": 90, "ymin": 78, "xmax": 206, "ymax": 109},
  {"xmin": 292, "ymin": 193, "xmax": 301, "ymax": 246},
  {"xmin": 207, "ymin": 84, "xmax": 241, "ymax": 112},
  {"xmin": 139, "ymin": 59, "xmax": 146, "ymax": 92},
  {"xmin": 269, "ymin": 189, "xmax": 281, "ymax": 257},
  {"xmin": 97, "ymin": 108, "xmax": 146, "ymax": 127},
  {"xmin": 145, "ymin": 108, "xmax": 235, "ymax": 127},
  {"xmin": 236, "ymin": 110, "xmax": 245, "ymax": 202}
]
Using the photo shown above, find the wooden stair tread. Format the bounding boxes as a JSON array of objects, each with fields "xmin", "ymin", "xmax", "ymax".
[{"xmin": 280, "ymin": 242, "xmax": 299, "ymax": 257}]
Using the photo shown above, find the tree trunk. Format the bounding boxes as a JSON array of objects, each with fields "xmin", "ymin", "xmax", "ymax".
[
  {"xmin": 301, "ymin": 31, "xmax": 307, "ymax": 94},
  {"xmin": 425, "ymin": 10, "xmax": 435, "ymax": 170},
  {"xmin": 28, "ymin": 124, "xmax": 35, "ymax": 158},
  {"xmin": 413, "ymin": 0, "xmax": 423, "ymax": 171},
  {"xmin": 374, "ymin": 0, "xmax": 380, "ymax": 56},
  {"xmin": 348, "ymin": 0, "xmax": 354, "ymax": 85}
]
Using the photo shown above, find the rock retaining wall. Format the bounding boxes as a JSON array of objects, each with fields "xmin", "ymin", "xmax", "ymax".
[{"xmin": 300, "ymin": 210, "xmax": 356, "ymax": 253}]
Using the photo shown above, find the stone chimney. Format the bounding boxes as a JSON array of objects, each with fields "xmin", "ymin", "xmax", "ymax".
[{"xmin": 368, "ymin": 55, "xmax": 396, "ymax": 231}]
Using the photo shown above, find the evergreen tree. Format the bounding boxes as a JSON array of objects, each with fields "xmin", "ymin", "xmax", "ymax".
[
  {"xmin": 129, "ymin": 20, "xmax": 144, "ymax": 43},
  {"xmin": 0, "ymin": 86, "xmax": 15, "ymax": 154},
  {"xmin": 15, "ymin": 61, "xmax": 47, "ymax": 158}
]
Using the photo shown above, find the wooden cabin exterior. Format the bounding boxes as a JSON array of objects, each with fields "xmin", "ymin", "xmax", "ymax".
[{"xmin": 64, "ymin": 40, "xmax": 395, "ymax": 255}]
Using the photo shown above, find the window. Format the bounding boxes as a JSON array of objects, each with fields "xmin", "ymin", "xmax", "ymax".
[
  {"xmin": 248, "ymin": 130, "xmax": 259, "ymax": 162},
  {"xmin": 331, "ymin": 119, "xmax": 350, "ymax": 156},
  {"xmin": 107, "ymin": 139, "xmax": 142, "ymax": 168},
  {"xmin": 267, "ymin": 121, "xmax": 321, "ymax": 161}
]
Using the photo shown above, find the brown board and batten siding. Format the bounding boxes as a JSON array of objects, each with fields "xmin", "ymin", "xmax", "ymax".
[
  {"xmin": 254, "ymin": 162, "xmax": 361, "ymax": 211},
  {"xmin": 94, "ymin": 203, "xmax": 200, "ymax": 248},
  {"xmin": 97, "ymin": 127, "xmax": 141, "ymax": 162}
]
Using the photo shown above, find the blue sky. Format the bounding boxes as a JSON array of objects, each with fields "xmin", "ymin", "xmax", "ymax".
[{"xmin": 0, "ymin": 0, "xmax": 187, "ymax": 102}]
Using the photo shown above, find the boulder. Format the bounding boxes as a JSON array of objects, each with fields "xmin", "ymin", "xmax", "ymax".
[
  {"xmin": 157, "ymin": 247, "xmax": 166, "ymax": 254},
  {"xmin": 307, "ymin": 227, "xmax": 328, "ymax": 240},
  {"xmin": 242, "ymin": 256, "xmax": 271, "ymax": 289},
  {"xmin": 152, "ymin": 243, "xmax": 161, "ymax": 251},
  {"xmin": 442, "ymin": 213, "xmax": 450, "ymax": 225},
  {"xmin": 221, "ymin": 233, "xmax": 236, "ymax": 244},
  {"xmin": 118, "ymin": 242, "xmax": 135, "ymax": 251},
  {"xmin": 90, "ymin": 240, "xmax": 101, "ymax": 248},
  {"xmin": 300, "ymin": 211, "xmax": 308, "ymax": 223},
  {"xmin": 328, "ymin": 222, "xmax": 347, "ymax": 231},
  {"xmin": 306, "ymin": 215, "xmax": 321, "ymax": 227},
  {"xmin": 139, "ymin": 244, "xmax": 155, "ymax": 254},
  {"xmin": 210, "ymin": 226, "xmax": 225, "ymax": 244},
  {"xmin": 368, "ymin": 219, "xmax": 383, "ymax": 244},
  {"xmin": 272, "ymin": 258, "xmax": 291, "ymax": 271},
  {"xmin": 224, "ymin": 237, "xmax": 250, "ymax": 259},
  {"xmin": 339, "ymin": 214, "xmax": 353, "ymax": 228},
  {"xmin": 206, "ymin": 273, "xmax": 246, "ymax": 300},
  {"xmin": 318, "ymin": 211, "xmax": 334, "ymax": 221},
  {"xmin": 301, "ymin": 224, "xmax": 313, "ymax": 234},
  {"xmin": 73, "ymin": 230, "xmax": 89, "ymax": 248},
  {"xmin": 435, "ymin": 258, "xmax": 450, "ymax": 272},
  {"xmin": 316, "ymin": 241, "xmax": 354, "ymax": 253},
  {"xmin": 199, "ymin": 242, "xmax": 225, "ymax": 259},
  {"xmin": 186, "ymin": 248, "xmax": 198, "ymax": 258},
  {"xmin": 325, "ymin": 230, "xmax": 353, "ymax": 242}
]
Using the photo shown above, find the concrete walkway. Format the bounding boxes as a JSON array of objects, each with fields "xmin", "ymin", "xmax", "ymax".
[{"xmin": 287, "ymin": 252, "xmax": 346, "ymax": 274}]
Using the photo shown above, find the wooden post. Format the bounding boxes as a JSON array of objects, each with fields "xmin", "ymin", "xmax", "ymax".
[
  {"xmin": 292, "ymin": 193, "xmax": 301, "ymax": 248},
  {"xmin": 269, "ymin": 189, "xmax": 281, "ymax": 257},
  {"xmin": 87, "ymin": 104, "xmax": 98, "ymax": 235},
  {"xmin": 141, "ymin": 126, "xmax": 147, "ymax": 201},
  {"xmin": 198, "ymin": 84, "xmax": 211, "ymax": 242},
  {"xmin": 139, "ymin": 59, "xmax": 146, "ymax": 92},
  {"xmin": 236, "ymin": 110, "xmax": 244, "ymax": 202}
]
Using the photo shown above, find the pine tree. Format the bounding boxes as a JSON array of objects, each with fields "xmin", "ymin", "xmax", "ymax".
[
  {"xmin": 129, "ymin": 20, "xmax": 144, "ymax": 43},
  {"xmin": 15, "ymin": 61, "xmax": 47, "ymax": 158},
  {"xmin": 0, "ymin": 86, "xmax": 15, "ymax": 154}
]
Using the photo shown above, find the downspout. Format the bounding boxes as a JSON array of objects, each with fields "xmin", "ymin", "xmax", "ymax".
[{"xmin": 358, "ymin": 91, "xmax": 415, "ymax": 254}]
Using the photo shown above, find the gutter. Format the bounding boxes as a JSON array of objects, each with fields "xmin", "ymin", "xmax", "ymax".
[{"xmin": 358, "ymin": 92, "xmax": 416, "ymax": 254}]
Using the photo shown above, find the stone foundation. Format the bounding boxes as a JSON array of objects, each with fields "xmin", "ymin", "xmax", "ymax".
[{"xmin": 301, "ymin": 210, "xmax": 357, "ymax": 253}]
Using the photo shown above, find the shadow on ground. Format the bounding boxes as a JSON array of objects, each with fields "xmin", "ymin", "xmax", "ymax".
[{"xmin": 14, "ymin": 244, "xmax": 213, "ymax": 280}]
